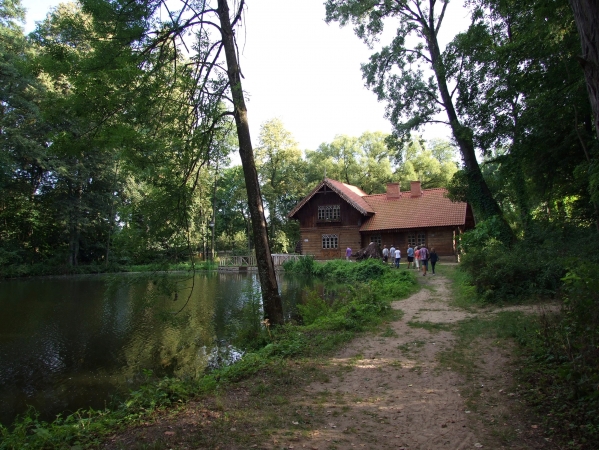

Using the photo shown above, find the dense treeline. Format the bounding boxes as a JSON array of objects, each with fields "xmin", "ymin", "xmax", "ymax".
[
  {"xmin": 0, "ymin": 0, "xmax": 459, "ymax": 276},
  {"xmin": 1, "ymin": 0, "xmax": 234, "ymax": 274}
]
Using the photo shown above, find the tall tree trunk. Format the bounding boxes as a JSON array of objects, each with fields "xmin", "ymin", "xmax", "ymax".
[
  {"xmin": 217, "ymin": 0, "xmax": 284, "ymax": 325},
  {"xmin": 570, "ymin": 0, "xmax": 599, "ymax": 140},
  {"xmin": 426, "ymin": 27, "xmax": 514, "ymax": 243}
]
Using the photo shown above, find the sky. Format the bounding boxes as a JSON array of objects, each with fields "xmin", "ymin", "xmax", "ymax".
[{"xmin": 20, "ymin": 0, "xmax": 471, "ymax": 151}]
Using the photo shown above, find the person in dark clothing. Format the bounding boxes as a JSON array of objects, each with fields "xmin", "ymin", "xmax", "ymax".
[{"xmin": 429, "ymin": 247, "xmax": 439, "ymax": 274}]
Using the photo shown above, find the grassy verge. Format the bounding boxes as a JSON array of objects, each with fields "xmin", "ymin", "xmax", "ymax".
[{"xmin": 0, "ymin": 259, "xmax": 418, "ymax": 450}]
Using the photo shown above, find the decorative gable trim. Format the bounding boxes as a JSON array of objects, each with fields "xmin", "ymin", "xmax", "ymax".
[{"xmin": 287, "ymin": 178, "xmax": 374, "ymax": 218}]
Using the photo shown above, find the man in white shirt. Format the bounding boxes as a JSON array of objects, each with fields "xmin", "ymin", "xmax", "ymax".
[{"xmin": 382, "ymin": 245, "xmax": 389, "ymax": 264}]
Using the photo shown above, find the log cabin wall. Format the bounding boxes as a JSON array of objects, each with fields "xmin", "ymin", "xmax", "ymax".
[
  {"xmin": 361, "ymin": 227, "xmax": 457, "ymax": 257},
  {"xmin": 295, "ymin": 190, "xmax": 364, "ymax": 260}
]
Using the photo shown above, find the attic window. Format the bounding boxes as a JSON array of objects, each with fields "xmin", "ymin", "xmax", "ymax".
[
  {"xmin": 322, "ymin": 234, "xmax": 338, "ymax": 249},
  {"xmin": 318, "ymin": 205, "xmax": 340, "ymax": 221}
]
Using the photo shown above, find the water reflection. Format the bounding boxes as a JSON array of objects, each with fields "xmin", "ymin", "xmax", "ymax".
[{"xmin": 0, "ymin": 271, "xmax": 313, "ymax": 425}]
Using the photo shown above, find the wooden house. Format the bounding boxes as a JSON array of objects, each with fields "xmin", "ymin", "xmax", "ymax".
[{"xmin": 287, "ymin": 178, "xmax": 475, "ymax": 260}]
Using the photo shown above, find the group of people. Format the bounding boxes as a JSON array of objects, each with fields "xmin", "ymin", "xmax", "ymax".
[{"xmin": 382, "ymin": 243, "xmax": 439, "ymax": 276}]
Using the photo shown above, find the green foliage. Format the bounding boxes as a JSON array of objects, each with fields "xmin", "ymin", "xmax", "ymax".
[
  {"xmin": 305, "ymin": 131, "xmax": 394, "ymax": 194},
  {"xmin": 394, "ymin": 137, "xmax": 459, "ymax": 188},
  {"xmin": 312, "ymin": 258, "xmax": 390, "ymax": 282},
  {"xmin": 459, "ymin": 228, "xmax": 566, "ymax": 303},
  {"xmin": 297, "ymin": 289, "xmax": 331, "ymax": 326},
  {"xmin": 514, "ymin": 264, "xmax": 599, "ymax": 448},
  {"xmin": 286, "ymin": 257, "xmax": 390, "ymax": 282},
  {"xmin": 283, "ymin": 255, "xmax": 316, "ymax": 274},
  {"xmin": 295, "ymin": 259, "xmax": 417, "ymax": 330}
]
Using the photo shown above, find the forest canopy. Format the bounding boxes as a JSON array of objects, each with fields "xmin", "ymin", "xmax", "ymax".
[{"xmin": 1, "ymin": 0, "xmax": 598, "ymax": 277}]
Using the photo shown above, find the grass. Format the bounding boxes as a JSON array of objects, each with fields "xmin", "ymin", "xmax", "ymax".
[{"xmin": 407, "ymin": 320, "xmax": 454, "ymax": 333}]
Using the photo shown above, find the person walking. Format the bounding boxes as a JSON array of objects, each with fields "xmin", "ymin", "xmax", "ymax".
[
  {"xmin": 406, "ymin": 243, "xmax": 414, "ymax": 269},
  {"xmin": 394, "ymin": 248, "xmax": 401, "ymax": 268},
  {"xmin": 389, "ymin": 244, "xmax": 396, "ymax": 266},
  {"xmin": 419, "ymin": 244, "xmax": 429, "ymax": 276},
  {"xmin": 414, "ymin": 246, "xmax": 420, "ymax": 270},
  {"xmin": 382, "ymin": 245, "xmax": 389, "ymax": 264},
  {"xmin": 346, "ymin": 247, "xmax": 352, "ymax": 261},
  {"xmin": 429, "ymin": 247, "xmax": 439, "ymax": 274}
]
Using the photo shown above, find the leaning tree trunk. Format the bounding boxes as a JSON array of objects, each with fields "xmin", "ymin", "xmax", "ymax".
[
  {"xmin": 217, "ymin": 0, "xmax": 284, "ymax": 325},
  {"xmin": 426, "ymin": 28, "xmax": 514, "ymax": 244},
  {"xmin": 570, "ymin": 0, "xmax": 599, "ymax": 140}
]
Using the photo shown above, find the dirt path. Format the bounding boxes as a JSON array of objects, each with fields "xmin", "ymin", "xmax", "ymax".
[
  {"xmin": 105, "ymin": 272, "xmax": 556, "ymax": 450},
  {"xmin": 264, "ymin": 272, "xmax": 553, "ymax": 450}
]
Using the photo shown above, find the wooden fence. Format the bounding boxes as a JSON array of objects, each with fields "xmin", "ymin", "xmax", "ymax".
[{"xmin": 218, "ymin": 253, "xmax": 304, "ymax": 267}]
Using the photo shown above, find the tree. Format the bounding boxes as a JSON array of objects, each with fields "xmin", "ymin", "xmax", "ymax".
[
  {"xmin": 305, "ymin": 131, "xmax": 393, "ymax": 194},
  {"xmin": 0, "ymin": 0, "xmax": 50, "ymax": 265},
  {"xmin": 569, "ymin": 0, "xmax": 599, "ymax": 141},
  {"xmin": 255, "ymin": 118, "xmax": 305, "ymax": 250},
  {"xmin": 216, "ymin": 0, "xmax": 284, "ymax": 324},
  {"xmin": 325, "ymin": 0, "xmax": 514, "ymax": 242},
  {"xmin": 395, "ymin": 137, "xmax": 458, "ymax": 190},
  {"xmin": 447, "ymin": 0, "xmax": 597, "ymax": 230}
]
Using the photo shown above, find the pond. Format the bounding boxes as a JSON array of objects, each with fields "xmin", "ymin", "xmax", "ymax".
[{"xmin": 0, "ymin": 271, "xmax": 316, "ymax": 426}]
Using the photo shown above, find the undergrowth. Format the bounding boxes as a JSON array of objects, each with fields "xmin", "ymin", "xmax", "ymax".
[
  {"xmin": 445, "ymin": 262, "xmax": 599, "ymax": 449},
  {"xmin": 0, "ymin": 258, "xmax": 417, "ymax": 449}
]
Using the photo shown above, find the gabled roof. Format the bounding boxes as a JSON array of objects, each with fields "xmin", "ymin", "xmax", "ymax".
[
  {"xmin": 360, "ymin": 188, "xmax": 469, "ymax": 231},
  {"xmin": 287, "ymin": 178, "xmax": 375, "ymax": 218}
]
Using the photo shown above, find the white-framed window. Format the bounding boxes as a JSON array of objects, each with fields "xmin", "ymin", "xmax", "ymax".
[
  {"xmin": 318, "ymin": 204, "xmax": 340, "ymax": 221},
  {"xmin": 322, "ymin": 234, "xmax": 338, "ymax": 249},
  {"xmin": 417, "ymin": 233, "xmax": 426, "ymax": 246},
  {"xmin": 371, "ymin": 235, "xmax": 381, "ymax": 246}
]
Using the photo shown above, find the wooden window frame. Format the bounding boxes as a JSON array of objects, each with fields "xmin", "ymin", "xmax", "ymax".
[
  {"xmin": 317, "ymin": 204, "xmax": 341, "ymax": 222},
  {"xmin": 321, "ymin": 234, "xmax": 339, "ymax": 249}
]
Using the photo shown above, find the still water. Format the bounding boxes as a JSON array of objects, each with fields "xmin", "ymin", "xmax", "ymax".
[{"xmin": 0, "ymin": 271, "xmax": 312, "ymax": 425}]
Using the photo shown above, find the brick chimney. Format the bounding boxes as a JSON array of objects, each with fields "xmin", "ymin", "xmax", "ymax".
[
  {"xmin": 410, "ymin": 181, "xmax": 422, "ymax": 198},
  {"xmin": 386, "ymin": 183, "xmax": 400, "ymax": 199}
]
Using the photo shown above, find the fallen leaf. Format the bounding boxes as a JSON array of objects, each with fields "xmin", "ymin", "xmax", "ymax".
[
  {"xmin": 164, "ymin": 431, "xmax": 175, "ymax": 436},
  {"xmin": 474, "ymin": 443, "xmax": 483, "ymax": 448},
  {"xmin": 531, "ymin": 425, "xmax": 538, "ymax": 429}
]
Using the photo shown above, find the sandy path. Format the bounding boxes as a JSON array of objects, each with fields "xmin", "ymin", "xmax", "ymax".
[{"xmin": 265, "ymin": 272, "xmax": 553, "ymax": 450}]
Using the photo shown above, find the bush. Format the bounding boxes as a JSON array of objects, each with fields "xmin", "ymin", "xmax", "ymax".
[
  {"xmin": 283, "ymin": 255, "xmax": 316, "ymax": 274},
  {"xmin": 457, "ymin": 222, "xmax": 599, "ymax": 303},
  {"xmin": 514, "ymin": 263, "xmax": 599, "ymax": 448}
]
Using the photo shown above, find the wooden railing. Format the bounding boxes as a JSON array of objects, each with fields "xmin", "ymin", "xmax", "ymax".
[{"xmin": 218, "ymin": 253, "xmax": 304, "ymax": 267}]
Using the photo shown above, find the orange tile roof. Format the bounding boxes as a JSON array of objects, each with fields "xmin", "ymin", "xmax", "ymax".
[
  {"xmin": 288, "ymin": 178, "xmax": 375, "ymax": 218},
  {"xmin": 360, "ymin": 188, "xmax": 468, "ymax": 231}
]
